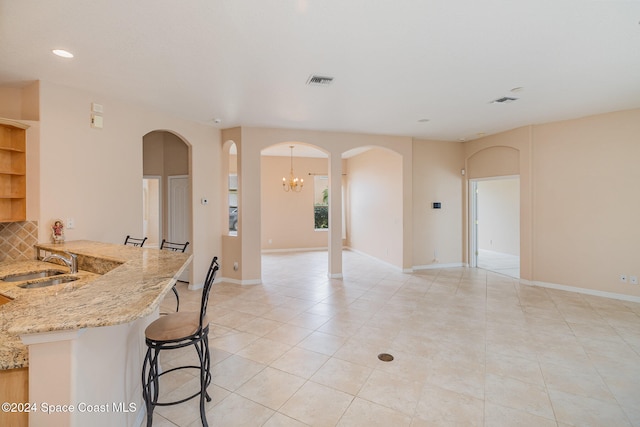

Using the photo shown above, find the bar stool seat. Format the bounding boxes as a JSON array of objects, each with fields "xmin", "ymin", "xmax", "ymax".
[
  {"xmin": 142, "ymin": 256, "xmax": 219, "ymax": 427},
  {"xmin": 145, "ymin": 312, "xmax": 209, "ymax": 341}
]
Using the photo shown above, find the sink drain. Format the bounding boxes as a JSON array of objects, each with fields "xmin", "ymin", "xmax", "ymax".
[{"xmin": 377, "ymin": 353, "xmax": 394, "ymax": 362}]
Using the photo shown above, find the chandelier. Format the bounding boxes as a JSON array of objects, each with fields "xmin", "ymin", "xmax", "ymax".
[{"xmin": 282, "ymin": 145, "xmax": 303, "ymax": 192}]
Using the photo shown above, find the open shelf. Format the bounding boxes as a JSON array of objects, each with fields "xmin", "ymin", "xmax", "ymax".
[{"xmin": 0, "ymin": 119, "xmax": 28, "ymax": 222}]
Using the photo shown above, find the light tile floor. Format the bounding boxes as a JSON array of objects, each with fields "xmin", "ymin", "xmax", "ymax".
[
  {"xmin": 477, "ymin": 249, "xmax": 520, "ymax": 279},
  {"xmin": 152, "ymin": 250, "xmax": 640, "ymax": 426}
]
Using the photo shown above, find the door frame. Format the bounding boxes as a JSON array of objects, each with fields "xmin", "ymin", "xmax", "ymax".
[
  {"xmin": 143, "ymin": 175, "xmax": 162, "ymax": 248},
  {"xmin": 468, "ymin": 175, "xmax": 520, "ymax": 274},
  {"xmin": 468, "ymin": 180, "xmax": 478, "ymax": 268}
]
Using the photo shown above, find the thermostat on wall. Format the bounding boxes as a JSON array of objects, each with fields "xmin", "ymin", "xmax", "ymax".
[{"xmin": 433, "ymin": 202, "xmax": 441, "ymax": 209}]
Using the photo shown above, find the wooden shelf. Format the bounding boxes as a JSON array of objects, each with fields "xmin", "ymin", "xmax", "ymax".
[{"xmin": 0, "ymin": 119, "xmax": 28, "ymax": 223}]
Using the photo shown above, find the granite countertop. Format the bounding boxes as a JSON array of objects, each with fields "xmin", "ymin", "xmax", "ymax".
[{"xmin": 0, "ymin": 240, "xmax": 191, "ymax": 370}]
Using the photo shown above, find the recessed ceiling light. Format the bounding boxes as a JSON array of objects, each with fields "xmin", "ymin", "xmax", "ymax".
[
  {"xmin": 417, "ymin": 118, "xmax": 430, "ymax": 123},
  {"xmin": 52, "ymin": 49, "xmax": 74, "ymax": 58},
  {"xmin": 510, "ymin": 86, "xmax": 524, "ymax": 93}
]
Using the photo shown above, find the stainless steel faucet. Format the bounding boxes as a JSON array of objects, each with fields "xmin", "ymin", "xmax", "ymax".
[{"xmin": 43, "ymin": 251, "xmax": 78, "ymax": 274}]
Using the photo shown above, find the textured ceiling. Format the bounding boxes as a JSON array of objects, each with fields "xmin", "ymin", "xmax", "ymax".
[{"xmin": 1, "ymin": 0, "xmax": 639, "ymax": 143}]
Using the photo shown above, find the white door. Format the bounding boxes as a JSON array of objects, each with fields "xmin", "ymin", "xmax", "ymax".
[{"xmin": 168, "ymin": 175, "xmax": 190, "ymax": 282}]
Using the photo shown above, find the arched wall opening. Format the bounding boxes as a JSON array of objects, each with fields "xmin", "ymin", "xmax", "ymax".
[
  {"xmin": 259, "ymin": 142, "xmax": 405, "ymax": 271},
  {"xmin": 261, "ymin": 142, "xmax": 330, "ymax": 252},
  {"xmin": 221, "ymin": 126, "xmax": 413, "ymax": 284},
  {"xmin": 223, "ymin": 140, "xmax": 238, "ymax": 236},
  {"xmin": 465, "ymin": 145, "xmax": 521, "ymax": 276},
  {"xmin": 142, "ymin": 130, "xmax": 192, "ymax": 281},
  {"xmin": 221, "ymin": 138, "xmax": 242, "ymax": 282}
]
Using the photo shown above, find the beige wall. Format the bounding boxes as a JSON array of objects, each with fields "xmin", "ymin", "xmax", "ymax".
[
  {"xmin": 346, "ymin": 147, "xmax": 403, "ymax": 267},
  {"xmin": 0, "ymin": 87, "xmax": 23, "ymax": 119},
  {"xmin": 0, "ymin": 81, "xmax": 39, "ymax": 121},
  {"xmin": 465, "ymin": 109, "xmax": 640, "ymax": 298},
  {"xmin": 34, "ymin": 81, "xmax": 219, "ymax": 285},
  {"xmin": 531, "ymin": 109, "xmax": 640, "ymax": 297},
  {"xmin": 5, "ymin": 79, "xmax": 638, "ymax": 298},
  {"xmin": 412, "ymin": 138, "xmax": 464, "ymax": 267},
  {"xmin": 143, "ymin": 131, "xmax": 189, "ymax": 176},
  {"xmin": 261, "ymin": 155, "xmax": 329, "ymax": 250}
]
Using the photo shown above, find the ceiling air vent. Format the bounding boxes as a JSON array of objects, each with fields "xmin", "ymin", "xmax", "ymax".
[
  {"xmin": 306, "ymin": 75, "xmax": 334, "ymax": 86},
  {"xmin": 491, "ymin": 96, "xmax": 518, "ymax": 104}
]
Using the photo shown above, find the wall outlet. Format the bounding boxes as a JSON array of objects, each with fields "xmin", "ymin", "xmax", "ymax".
[
  {"xmin": 619, "ymin": 274, "xmax": 627, "ymax": 283},
  {"xmin": 631, "ymin": 276, "xmax": 638, "ymax": 285}
]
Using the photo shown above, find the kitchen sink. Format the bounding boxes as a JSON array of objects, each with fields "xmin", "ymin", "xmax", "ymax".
[
  {"xmin": 1, "ymin": 269, "xmax": 66, "ymax": 282},
  {"xmin": 18, "ymin": 276, "xmax": 78, "ymax": 289}
]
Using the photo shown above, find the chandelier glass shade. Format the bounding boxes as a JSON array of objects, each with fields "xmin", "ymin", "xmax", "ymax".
[{"xmin": 283, "ymin": 145, "xmax": 303, "ymax": 192}]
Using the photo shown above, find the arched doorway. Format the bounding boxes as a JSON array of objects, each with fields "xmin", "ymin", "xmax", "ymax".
[
  {"xmin": 466, "ymin": 146, "xmax": 521, "ymax": 278},
  {"xmin": 142, "ymin": 130, "xmax": 192, "ymax": 281},
  {"xmin": 260, "ymin": 143, "xmax": 330, "ymax": 268}
]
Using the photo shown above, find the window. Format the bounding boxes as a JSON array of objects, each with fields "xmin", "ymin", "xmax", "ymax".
[
  {"xmin": 226, "ymin": 142, "xmax": 238, "ymax": 236},
  {"xmin": 314, "ymin": 175, "xmax": 328, "ymax": 230},
  {"xmin": 228, "ymin": 174, "xmax": 238, "ymax": 233}
]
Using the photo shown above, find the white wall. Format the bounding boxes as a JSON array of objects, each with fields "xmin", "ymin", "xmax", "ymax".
[{"xmin": 477, "ymin": 178, "xmax": 520, "ymax": 255}]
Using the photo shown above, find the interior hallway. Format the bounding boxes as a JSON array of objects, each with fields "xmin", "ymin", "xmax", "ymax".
[{"xmin": 155, "ymin": 250, "xmax": 640, "ymax": 426}]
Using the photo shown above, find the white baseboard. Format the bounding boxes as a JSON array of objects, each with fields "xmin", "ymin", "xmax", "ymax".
[
  {"xmin": 346, "ymin": 247, "xmax": 407, "ymax": 272},
  {"xmin": 521, "ymin": 279, "xmax": 640, "ymax": 303},
  {"xmin": 262, "ymin": 247, "xmax": 329, "ymax": 254},
  {"xmin": 219, "ymin": 276, "xmax": 262, "ymax": 285},
  {"xmin": 188, "ymin": 281, "xmax": 204, "ymax": 290},
  {"xmin": 413, "ymin": 262, "xmax": 466, "ymax": 270}
]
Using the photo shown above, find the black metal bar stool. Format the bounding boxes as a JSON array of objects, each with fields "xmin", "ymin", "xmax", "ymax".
[
  {"xmin": 124, "ymin": 235, "xmax": 148, "ymax": 247},
  {"xmin": 160, "ymin": 239, "xmax": 190, "ymax": 312},
  {"xmin": 142, "ymin": 256, "xmax": 219, "ymax": 427}
]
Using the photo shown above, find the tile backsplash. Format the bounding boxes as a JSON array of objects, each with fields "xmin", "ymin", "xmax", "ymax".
[{"xmin": 0, "ymin": 221, "xmax": 38, "ymax": 262}]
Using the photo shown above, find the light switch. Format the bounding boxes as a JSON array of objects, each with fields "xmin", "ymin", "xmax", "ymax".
[
  {"xmin": 91, "ymin": 114, "xmax": 103, "ymax": 129},
  {"xmin": 91, "ymin": 103, "xmax": 104, "ymax": 113}
]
